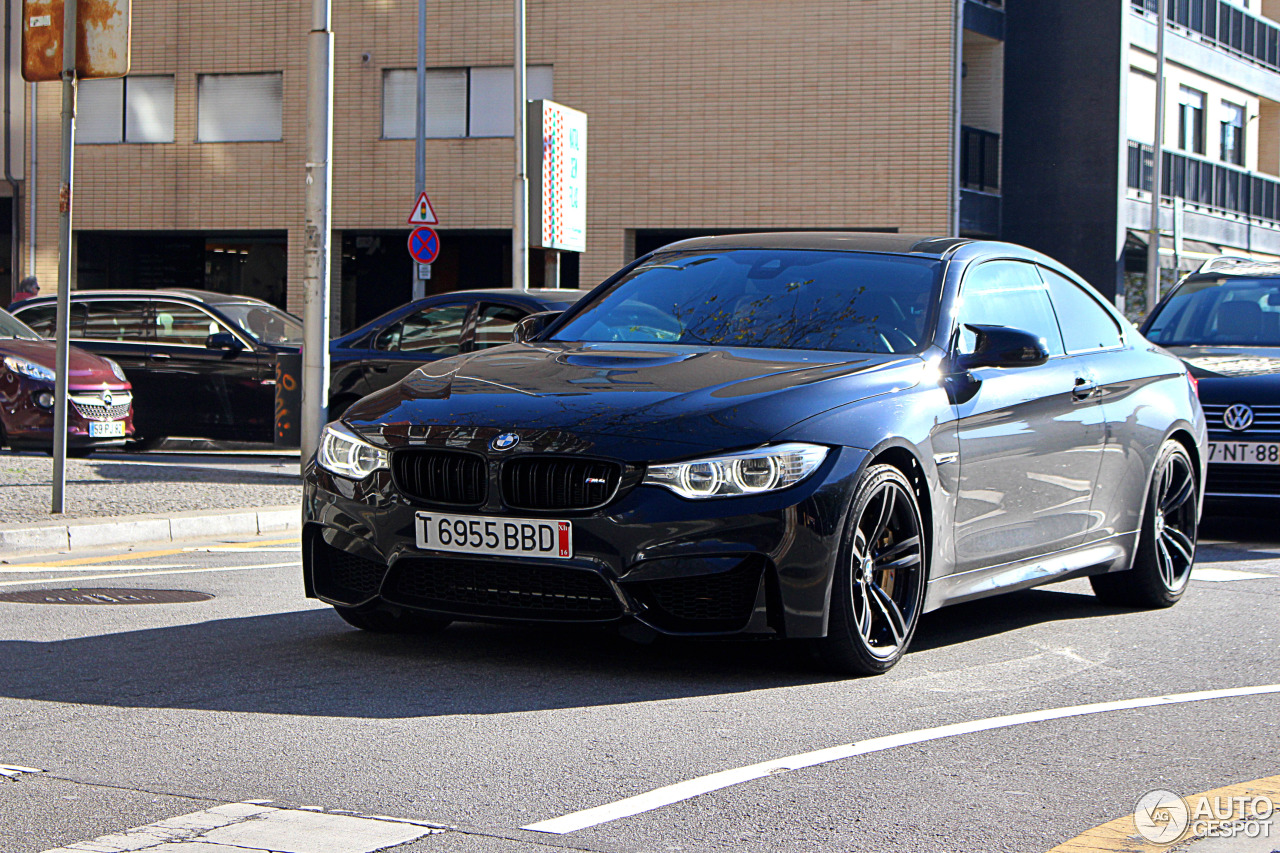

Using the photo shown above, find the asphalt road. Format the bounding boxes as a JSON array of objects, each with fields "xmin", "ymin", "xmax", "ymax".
[{"xmin": 1, "ymin": 512, "xmax": 1277, "ymax": 853}]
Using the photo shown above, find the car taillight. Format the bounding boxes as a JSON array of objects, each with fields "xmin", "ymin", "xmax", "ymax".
[{"xmin": 1186, "ymin": 371, "xmax": 1199, "ymax": 398}]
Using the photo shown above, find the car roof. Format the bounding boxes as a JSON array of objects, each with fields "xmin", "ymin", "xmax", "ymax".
[
  {"xmin": 650, "ymin": 232, "xmax": 974, "ymax": 258},
  {"xmin": 1191, "ymin": 257, "xmax": 1280, "ymax": 278},
  {"xmin": 17, "ymin": 288, "xmax": 279, "ymax": 306},
  {"xmin": 431, "ymin": 287, "xmax": 587, "ymax": 300}
]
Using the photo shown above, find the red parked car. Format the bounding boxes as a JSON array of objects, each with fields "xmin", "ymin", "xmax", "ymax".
[{"xmin": 0, "ymin": 307, "xmax": 134, "ymax": 453}]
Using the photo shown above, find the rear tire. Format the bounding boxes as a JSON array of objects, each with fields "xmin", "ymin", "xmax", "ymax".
[
  {"xmin": 1090, "ymin": 439, "xmax": 1198, "ymax": 608},
  {"xmin": 333, "ymin": 604, "xmax": 452, "ymax": 635},
  {"xmin": 810, "ymin": 464, "xmax": 928, "ymax": 676}
]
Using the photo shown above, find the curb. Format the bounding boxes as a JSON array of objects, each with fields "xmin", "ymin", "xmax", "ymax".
[{"xmin": 0, "ymin": 505, "xmax": 300, "ymax": 557}]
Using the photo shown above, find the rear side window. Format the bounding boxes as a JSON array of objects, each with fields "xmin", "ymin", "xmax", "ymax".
[
  {"xmin": 83, "ymin": 301, "xmax": 149, "ymax": 341},
  {"xmin": 1040, "ymin": 268, "xmax": 1124, "ymax": 352},
  {"xmin": 956, "ymin": 260, "xmax": 1065, "ymax": 356}
]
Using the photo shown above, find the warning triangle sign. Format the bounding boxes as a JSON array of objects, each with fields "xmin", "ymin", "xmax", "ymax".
[{"xmin": 406, "ymin": 191, "xmax": 439, "ymax": 225}]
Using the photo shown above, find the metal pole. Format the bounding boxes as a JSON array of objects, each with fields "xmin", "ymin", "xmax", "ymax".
[
  {"xmin": 512, "ymin": 0, "xmax": 528, "ymax": 291},
  {"xmin": 950, "ymin": 0, "xmax": 963, "ymax": 237},
  {"xmin": 28, "ymin": 81, "xmax": 36, "ymax": 276},
  {"xmin": 545, "ymin": 249, "xmax": 559, "ymax": 289},
  {"xmin": 301, "ymin": 0, "xmax": 333, "ymax": 468},
  {"xmin": 51, "ymin": 0, "xmax": 77, "ymax": 513},
  {"xmin": 1146, "ymin": 0, "xmax": 1167, "ymax": 315},
  {"xmin": 413, "ymin": 0, "xmax": 426, "ymax": 301}
]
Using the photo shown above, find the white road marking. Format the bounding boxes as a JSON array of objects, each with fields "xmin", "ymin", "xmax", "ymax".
[
  {"xmin": 0, "ymin": 763, "xmax": 42, "ymax": 780},
  {"xmin": 1192, "ymin": 567, "xmax": 1278, "ymax": 582},
  {"xmin": 0, "ymin": 563, "xmax": 193, "ymax": 574},
  {"xmin": 182, "ymin": 546, "xmax": 300, "ymax": 553},
  {"xmin": 523, "ymin": 683, "xmax": 1280, "ymax": 834},
  {"xmin": 0, "ymin": 561, "xmax": 300, "ymax": 587},
  {"xmin": 38, "ymin": 801, "xmax": 445, "ymax": 853}
]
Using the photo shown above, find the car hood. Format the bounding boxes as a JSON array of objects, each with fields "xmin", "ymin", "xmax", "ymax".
[
  {"xmin": 345, "ymin": 342, "xmax": 924, "ymax": 459},
  {"xmin": 1165, "ymin": 345, "xmax": 1280, "ymax": 404},
  {"xmin": 0, "ymin": 338, "xmax": 129, "ymax": 388}
]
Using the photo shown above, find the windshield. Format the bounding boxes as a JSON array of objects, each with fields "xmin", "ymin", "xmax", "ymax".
[
  {"xmin": 551, "ymin": 249, "xmax": 941, "ymax": 354},
  {"xmin": 0, "ymin": 307, "xmax": 40, "ymax": 340},
  {"xmin": 1146, "ymin": 277, "xmax": 1280, "ymax": 347},
  {"xmin": 216, "ymin": 303, "xmax": 304, "ymax": 346}
]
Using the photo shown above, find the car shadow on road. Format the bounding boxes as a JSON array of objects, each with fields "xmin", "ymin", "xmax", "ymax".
[
  {"xmin": 0, "ymin": 585, "xmax": 1138, "ymax": 720},
  {"xmin": 0, "ymin": 608, "xmax": 829, "ymax": 719},
  {"xmin": 911, "ymin": 586, "xmax": 1128, "ymax": 652}
]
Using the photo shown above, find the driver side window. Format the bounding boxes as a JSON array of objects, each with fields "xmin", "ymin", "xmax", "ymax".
[{"xmin": 956, "ymin": 261, "xmax": 1064, "ymax": 357}]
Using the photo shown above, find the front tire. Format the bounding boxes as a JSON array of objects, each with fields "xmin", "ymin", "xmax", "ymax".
[
  {"xmin": 1091, "ymin": 439, "xmax": 1198, "ymax": 608},
  {"xmin": 333, "ymin": 604, "xmax": 452, "ymax": 634},
  {"xmin": 811, "ymin": 464, "xmax": 928, "ymax": 676}
]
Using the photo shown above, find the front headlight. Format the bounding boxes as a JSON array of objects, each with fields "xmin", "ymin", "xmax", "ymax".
[
  {"xmin": 644, "ymin": 443, "xmax": 829, "ymax": 499},
  {"xmin": 102, "ymin": 358, "xmax": 126, "ymax": 381},
  {"xmin": 3, "ymin": 355, "xmax": 55, "ymax": 382},
  {"xmin": 316, "ymin": 421, "xmax": 389, "ymax": 480}
]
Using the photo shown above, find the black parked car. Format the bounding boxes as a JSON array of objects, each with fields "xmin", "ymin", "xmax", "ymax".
[
  {"xmin": 303, "ymin": 234, "xmax": 1205, "ymax": 675},
  {"xmin": 329, "ymin": 288, "xmax": 586, "ymax": 416},
  {"xmin": 14, "ymin": 287, "xmax": 585, "ymax": 444},
  {"xmin": 1142, "ymin": 257, "xmax": 1280, "ymax": 501},
  {"xmin": 13, "ymin": 289, "xmax": 303, "ymax": 445}
]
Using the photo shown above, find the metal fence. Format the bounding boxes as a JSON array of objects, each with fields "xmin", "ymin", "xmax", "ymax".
[
  {"xmin": 1128, "ymin": 140, "xmax": 1280, "ymax": 223},
  {"xmin": 1131, "ymin": 0, "xmax": 1280, "ymax": 72}
]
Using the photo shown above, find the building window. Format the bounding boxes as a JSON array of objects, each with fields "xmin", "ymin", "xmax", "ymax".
[
  {"xmin": 77, "ymin": 76, "xmax": 175, "ymax": 144},
  {"xmin": 1178, "ymin": 86, "xmax": 1206, "ymax": 155},
  {"xmin": 197, "ymin": 73, "xmax": 283, "ymax": 142},
  {"xmin": 382, "ymin": 69, "xmax": 468, "ymax": 139},
  {"xmin": 381, "ymin": 65, "xmax": 553, "ymax": 139},
  {"xmin": 1221, "ymin": 100, "xmax": 1246, "ymax": 166},
  {"xmin": 1127, "ymin": 69, "xmax": 1157, "ymax": 146}
]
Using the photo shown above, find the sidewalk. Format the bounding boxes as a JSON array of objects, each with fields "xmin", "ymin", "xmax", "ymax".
[{"xmin": 0, "ymin": 448, "xmax": 304, "ymax": 557}]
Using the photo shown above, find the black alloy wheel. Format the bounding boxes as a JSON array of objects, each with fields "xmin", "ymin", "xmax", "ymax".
[
  {"xmin": 333, "ymin": 603, "xmax": 452, "ymax": 635},
  {"xmin": 812, "ymin": 464, "xmax": 927, "ymax": 675},
  {"xmin": 1091, "ymin": 439, "xmax": 1198, "ymax": 608}
]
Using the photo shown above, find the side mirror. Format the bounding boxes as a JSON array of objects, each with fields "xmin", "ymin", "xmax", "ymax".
[
  {"xmin": 513, "ymin": 310, "xmax": 562, "ymax": 343},
  {"xmin": 206, "ymin": 331, "xmax": 245, "ymax": 352},
  {"xmin": 954, "ymin": 324, "xmax": 1049, "ymax": 371}
]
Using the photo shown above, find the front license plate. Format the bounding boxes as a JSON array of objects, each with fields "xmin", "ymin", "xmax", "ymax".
[
  {"xmin": 1208, "ymin": 441, "xmax": 1280, "ymax": 465},
  {"xmin": 89, "ymin": 420, "xmax": 126, "ymax": 438},
  {"xmin": 414, "ymin": 512, "xmax": 573, "ymax": 559}
]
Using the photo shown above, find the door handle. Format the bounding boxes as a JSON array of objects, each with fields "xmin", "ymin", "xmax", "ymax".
[
  {"xmin": 369, "ymin": 365, "xmax": 388, "ymax": 373},
  {"xmin": 1072, "ymin": 375, "xmax": 1097, "ymax": 399},
  {"xmin": 149, "ymin": 352, "xmax": 171, "ymax": 361}
]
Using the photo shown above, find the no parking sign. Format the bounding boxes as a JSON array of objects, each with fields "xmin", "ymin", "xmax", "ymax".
[{"xmin": 407, "ymin": 227, "xmax": 440, "ymax": 265}]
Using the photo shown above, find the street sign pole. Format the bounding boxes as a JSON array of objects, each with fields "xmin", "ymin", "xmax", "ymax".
[
  {"xmin": 512, "ymin": 0, "xmax": 528, "ymax": 291},
  {"xmin": 413, "ymin": 0, "xmax": 426, "ymax": 301},
  {"xmin": 301, "ymin": 0, "xmax": 333, "ymax": 467},
  {"xmin": 51, "ymin": 0, "xmax": 77, "ymax": 513}
]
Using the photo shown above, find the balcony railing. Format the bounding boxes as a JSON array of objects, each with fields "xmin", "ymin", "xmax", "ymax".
[
  {"xmin": 1131, "ymin": 0, "xmax": 1280, "ymax": 73},
  {"xmin": 1128, "ymin": 140, "xmax": 1280, "ymax": 223},
  {"xmin": 960, "ymin": 126, "xmax": 1000, "ymax": 193}
]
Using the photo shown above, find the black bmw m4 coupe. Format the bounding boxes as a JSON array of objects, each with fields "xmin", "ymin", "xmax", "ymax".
[{"xmin": 302, "ymin": 233, "xmax": 1206, "ymax": 675}]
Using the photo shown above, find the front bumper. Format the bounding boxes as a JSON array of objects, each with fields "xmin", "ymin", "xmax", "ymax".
[
  {"xmin": 302, "ymin": 446, "xmax": 866, "ymax": 638},
  {"xmin": 1, "ymin": 378, "xmax": 134, "ymax": 449}
]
